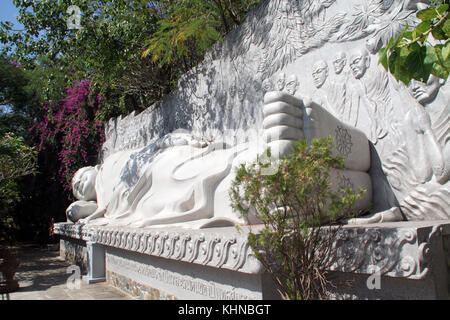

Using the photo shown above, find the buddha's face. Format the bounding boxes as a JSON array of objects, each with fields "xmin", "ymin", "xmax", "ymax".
[
  {"xmin": 72, "ymin": 167, "xmax": 97, "ymax": 201},
  {"xmin": 312, "ymin": 61, "xmax": 328, "ymax": 88},
  {"xmin": 333, "ymin": 52, "xmax": 347, "ymax": 75},
  {"xmin": 408, "ymin": 76, "xmax": 442, "ymax": 105},
  {"xmin": 350, "ymin": 50, "xmax": 370, "ymax": 80}
]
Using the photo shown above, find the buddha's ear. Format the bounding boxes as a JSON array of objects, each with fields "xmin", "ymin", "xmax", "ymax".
[{"xmin": 365, "ymin": 54, "xmax": 371, "ymax": 69}]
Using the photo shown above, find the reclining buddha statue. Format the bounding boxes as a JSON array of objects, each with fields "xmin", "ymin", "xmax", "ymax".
[{"xmin": 67, "ymin": 91, "xmax": 377, "ymax": 229}]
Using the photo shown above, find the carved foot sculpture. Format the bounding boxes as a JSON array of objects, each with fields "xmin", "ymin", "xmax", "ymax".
[
  {"xmin": 263, "ymin": 91, "xmax": 373, "ymax": 213},
  {"xmin": 347, "ymin": 207, "xmax": 404, "ymax": 225}
]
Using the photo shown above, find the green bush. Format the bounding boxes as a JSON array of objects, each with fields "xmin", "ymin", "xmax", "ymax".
[
  {"xmin": 0, "ymin": 132, "xmax": 38, "ymax": 244},
  {"xmin": 229, "ymin": 137, "xmax": 365, "ymax": 300}
]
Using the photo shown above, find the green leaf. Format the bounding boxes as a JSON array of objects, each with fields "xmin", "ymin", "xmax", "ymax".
[
  {"xmin": 442, "ymin": 42, "xmax": 450, "ymax": 60},
  {"xmin": 430, "ymin": 45, "xmax": 450, "ymax": 79},
  {"xmin": 417, "ymin": 8, "xmax": 439, "ymax": 21},
  {"xmin": 432, "ymin": 25, "xmax": 447, "ymax": 40},
  {"xmin": 431, "ymin": 62, "xmax": 449, "ymax": 78},
  {"xmin": 403, "ymin": 31, "xmax": 414, "ymax": 40},
  {"xmin": 406, "ymin": 45, "xmax": 430, "ymax": 82},
  {"xmin": 425, "ymin": 45, "xmax": 439, "ymax": 64},
  {"xmin": 442, "ymin": 19, "xmax": 450, "ymax": 37},
  {"xmin": 415, "ymin": 21, "xmax": 431, "ymax": 36},
  {"xmin": 436, "ymin": 4, "xmax": 449, "ymax": 15}
]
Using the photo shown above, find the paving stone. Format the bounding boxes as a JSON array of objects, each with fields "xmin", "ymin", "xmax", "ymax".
[{"xmin": 4, "ymin": 244, "xmax": 133, "ymax": 300}]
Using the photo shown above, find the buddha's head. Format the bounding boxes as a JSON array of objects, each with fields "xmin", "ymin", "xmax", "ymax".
[{"xmin": 72, "ymin": 166, "xmax": 98, "ymax": 201}]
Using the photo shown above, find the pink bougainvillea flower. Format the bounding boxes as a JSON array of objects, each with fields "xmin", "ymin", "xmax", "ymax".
[{"xmin": 31, "ymin": 79, "xmax": 105, "ymax": 191}]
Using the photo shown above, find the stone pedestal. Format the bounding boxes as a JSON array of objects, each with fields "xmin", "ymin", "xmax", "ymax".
[
  {"xmin": 83, "ymin": 241, "xmax": 106, "ymax": 284},
  {"xmin": 54, "ymin": 220, "xmax": 450, "ymax": 300}
]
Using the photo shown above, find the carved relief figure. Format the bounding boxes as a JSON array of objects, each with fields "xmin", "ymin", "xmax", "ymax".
[
  {"xmin": 312, "ymin": 60, "xmax": 328, "ymax": 89},
  {"xmin": 383, "ymin": 76, "xmax": 450, "ymax": 221},
  {"xmin": 285, "ymin": 74, "xmax": 299, "ymax": 95},
  {"xmin": 328, "ymin": 52, "xmax": 349, "ymax": 122},
  {"xmin": 408, "ymin": 76, "xmax": 445, "ymax": 106},
  {"xmin": 332, "ymin": 51, "xmax": 347, "ymax": 76},
  {"xmin": 348, "ymin": 49, "xmax": 387, "ymax": 144},
  {"xmin": 311, "ymin": 60, "xmax": 336, "ymax": 117},
  {"xmin": 262, "ymin": 78, "xmax": 273, "ymax": 93},
  {"xmin": 276, "ymin": 72, "xmax": 286, "ymax": 91}
]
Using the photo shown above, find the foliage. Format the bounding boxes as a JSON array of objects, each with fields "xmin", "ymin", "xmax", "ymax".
[
  {"xmin": 0, "ymin": 56, "xmax": 59, "ymax": 139},
  {"xmin": 379, "ymin": 0, "xmax": 449, "ymax": 84},
  {"xmin": 0, "ymin": 132, "xmax": 38, "ymax": 244},
  {"xmin": 230, "ymin": 138, "xmax": 364, "ymax": 300},
  {"xmin": 143, "ymin": 0, "xmax": 262, "ymax": 67},
  {"xmin": 1, "ymin": 0, "xmax": 264, "ymax": 120},
  {"xmin": 0, "ymin": 132, "xmax": 38, "ymax": 182},
  {"xmin": 1, "ymin": 0, "xmax": 172, "ymax": 120}
]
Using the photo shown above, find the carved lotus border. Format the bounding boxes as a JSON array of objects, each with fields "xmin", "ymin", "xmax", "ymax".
[{"xmin": 54, "ymin": 222, "xmax": 448, "ymax": 279}]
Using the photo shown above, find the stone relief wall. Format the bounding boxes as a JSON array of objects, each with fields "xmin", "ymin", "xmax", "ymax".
[{"xmin": 93, "ymin": 0, "xmax": 448, "ymax": 223}]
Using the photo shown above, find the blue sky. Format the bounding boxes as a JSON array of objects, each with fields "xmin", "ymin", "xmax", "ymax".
[
  {"xmin": 0, "ymin": 2, "xmax": 21, "ymax": 111},
  {"xmin": 0, "ymin": 1, "xmax": 22, "ymax": 29}
]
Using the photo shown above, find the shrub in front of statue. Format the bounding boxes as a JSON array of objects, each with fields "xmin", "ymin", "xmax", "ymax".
[{"xmin": 229, "ymin": 137, "xmax": 364, "ymax": 300}]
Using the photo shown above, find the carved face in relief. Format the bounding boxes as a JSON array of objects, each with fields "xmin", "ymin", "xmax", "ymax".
[
  {"xmin": 312, "ymin": 60, "xmax": 328, "ymax": 88},
  {"xmin": 332, "ymin": 52, "xmax": 347, "ymax": 75},
  {"xmin": 229, "ymin": 84, "xmax": 236, "ymax": 98},
  {"xmin": 262, "ymin": 79, "xmax": 272, "ymax": 92},
  {"xmin": 408, "ymin": 75, "xmax": 444, "ymax": 106},
  {"xmin": 237, "ymin": 87, "xmax": 246, "ymax": 102},
  {"xmin": 72, "ymin": 166, "xmax": 98, "ymax": 201},
  {"xmin": 276, "ymin": 73, "xmax": 286, "ymax": 91},
  {"xmin": 350, "ymin": 50, "xmax": 370, "ymax": 80},
  {"xmin": 285, "ymin": 74, "xmax": 298, "ymax": 95}
]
